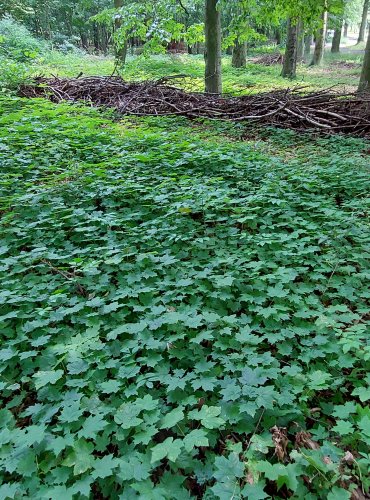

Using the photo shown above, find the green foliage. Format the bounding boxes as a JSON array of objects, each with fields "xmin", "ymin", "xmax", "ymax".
[
  {"xmin": 92, "ymin": 1, "xmax": 204, "ymax": 58},
  {"xmin": 0, "ymin": 16, "xmax": 47, "ymax": 90},
  {"xmin": 0, "ymin": 15, "xmax": 45, "ymax": 62},
  {"xmin": 0, "ymin": 96, "xmax": 369, "ymax": 498},
  {"xmin": 0, "ymin": 55, "xmax": 28, "ymax": 90}
]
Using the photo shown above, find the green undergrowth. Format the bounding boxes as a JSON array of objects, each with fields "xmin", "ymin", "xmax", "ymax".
[{"xmin": 0, "ymin": 97, "xmax": 370, "ymax": 499}]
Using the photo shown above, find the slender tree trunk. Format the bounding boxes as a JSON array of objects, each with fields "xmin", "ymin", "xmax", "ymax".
[
  {"xmin": 304, "ymin": 34, "xmax": 313, "ymax": 60},
  {"xmin": 331, "ymin": 22, "xmax": 343, "ymax": 52},
  {"xmin": 100, "ymin": 26, "xmax": 108, "ymax": 54},
  {"xmin": 232, "ymin": 40, "xmax": 247, "ymax": 68},
  {"xmin": 296, "ymin": 19, "xmax": 304, "ymax": 61},
  {"xmin": 310, "ymin": 4, "xmax": 328, "ymax": 66},
  {"xmin": 282, "ymin": 18, "xmax": 298, "ymax": 78},
  {"xmin": 343, "ymin": 22, "xmax": 349, "ymax": 37},
  {"xmin": 359, "ymin": 23, "xmax": 370, "ymax": 91},
  {"xmin": 357, "ymin": 0, "xmax": 369, "ymax": 44},
  {"xmin": 93, "ymin": 24, "xmax": 100, "ymax": 52},
  {"xmin": 80, "ymin": 32, "xmax": 88, "ymax": 50},
  {"xmin": 275, "ymin": 27, "xmax": 282, "ymax": 45},
  {"xmin": 204, "ymin": 0, "xmax": 222, "ymax": 93},
  {"xmin": 114, "ymin": 0, "xmax": 127, "ymax": 63}
]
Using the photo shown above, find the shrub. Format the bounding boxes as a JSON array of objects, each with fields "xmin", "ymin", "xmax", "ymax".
[
  {"xmin": 0, "ymin": 15, "xmax": 46, "ymax": 62},
  {"xmin": 51, "ymin": 33, "xmax": 85, "ymax": 55},
  {"xmin": 0, "ymin": 55, "xmax": 28, "ymax": 90}
]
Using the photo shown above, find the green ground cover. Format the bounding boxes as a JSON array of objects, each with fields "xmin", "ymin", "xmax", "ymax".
[{"xmin": 0, "ymin": 90, "xmax": 369, "ymax": 499}]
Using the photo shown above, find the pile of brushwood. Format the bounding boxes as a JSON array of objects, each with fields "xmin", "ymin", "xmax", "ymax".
[
  {"xmin": 20, "ymin": 75, "xmax": 370, "ymax": 137},
  {"xmin": 253, "ymin": 53, "xmax": 285, "ymax": 65}
]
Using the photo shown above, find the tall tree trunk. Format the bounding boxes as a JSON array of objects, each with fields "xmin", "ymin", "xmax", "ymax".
[
  {"xmin": 343, "ymin": 22, "xmax": 349, "ymax": 37},
  {"xmin": 275, "ymin": 27, "xmax": 282, "ymax": 45},
  {"xmin": 357, "ymin": 0, "xmax": 369, "ymax": 44},
  {"xmin": 304, "ymin": 33, "xmax": 313, "ymax": 60},
  {"xmin": 80, "ymin": 32, "xmax": 88, "ymax": 50},
  {"xmin": 232, "ymin": 40, "xmax": 247, "ymax": 68},
  {"xmin": 114, "ymin": 0, "xmax": 127, "ymax": 64},
  {"xmin": 282, "ymin": 18, "xmax": 298, "ymax": 78},
  {"xmin": 93, "ymin": 24, "xmax": 100, "ymax": 52},
  {"xmin": 310, "ymin": 4, "xmax": 328, "ymax": 66},
  {"xmin": 331, "ymin": 22, "xmax": 343, "ymax": 52},
  {"xmin": 359, "ymin": 23, "xmax": 370, "ymax": 91},
  {"xmin": 100, "ymin": 26, "xmax": 109, "ymax": 54},
  {"xmin": 296, "ymin": 19, "xmax": 304, "ymax": 61},
  {"xmin": 204, "ymin": 0, "xmax": 222, "ymax": 93}
]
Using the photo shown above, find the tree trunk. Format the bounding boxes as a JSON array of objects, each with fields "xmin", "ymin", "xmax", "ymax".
[
  {"xmin": 304, "ymin": 34, "xmax": 313, "ymax": 60},
  {"xmin": 296, "ymin": 19, "xmax": 304, "ymax": 61},
  {"xmin": 343, "ymin": 22, "xmax": 349, "ymax": 37},
  {"xmin": 310, "ymin": 5, "xmax": 328, "ymax": 66},
  {"xmin": 357, "ymin": 0, "xmax": 369, "ymax": 44},
  {"xmin": 93, "ymin": 24, "xmax": 100, "ymax": 52},
  {"xmin": 100, "ymin": 26, "xmax": 109, "ymax": 54},
  {"xmin": 80, "ymin": 32, "xmax": 88, "ymax": 50},
  {"xmin": 359, "ymin": 22, "xmax": 370, "ymax": 91},
  {"xmin": 282, "ymin": 18, "xmax": 298, "ymax": 78},
  {"xmin": 275, "ymin": 27, "xmax": 282, "ymax": 45},
  {"xmin": 331, "ymin": 22, "xmax": 342, "ymax": 52},
  {"xmin": 232, "ymin": 40, "xmax": 247, "ymax": 68},
  {"xmin": 114, "ymin": 0, "xmax": 127, "ymax": 63},
  {"xmin": 204, "ymin": 0, "xmax": 222, "ymax": 93}
]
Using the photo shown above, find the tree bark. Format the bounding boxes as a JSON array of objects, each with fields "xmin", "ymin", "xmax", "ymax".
[
  {"xmin": 204, "ymin": 0, "xmax": 222, "ymax": 93},
  {"xmin": 232, "ymin": 40, "xmax": 247, "ymax": 68},
  {"xmin": 296, "ymin": 19, "xmax": 304, "ymax": 61},
  {"xmin": 359, "ymin": 22, "xmax": 370, "ymax": 91},
  {"xmin": 343, "ymin": 22, "xmax": 349, "ymax": 37},
  {"xmin": 331, "ymin": 22, "xmax": 342, "ymax": 52},
  {"xmin": 357, "ymin": 0, "xmax": 369, "ymax": 44},
  {"xmin": 93, "ymin": 24, "xmax": 100, "ymax": 52},
  {"xmin": 282, "ymin": 18, "xmax": 298, "ymax": 78},
  {"xmin": 304, "ymin": 34, "xmax": 313, "ymax": 60},
  {"xmin": 310, "ymin": 5, "xmax": 328, "ymax": 66}
]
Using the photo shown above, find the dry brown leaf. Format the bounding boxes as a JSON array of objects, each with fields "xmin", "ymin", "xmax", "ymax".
[
  {"xmin": 271, "ymin": 425, "xmax": 288, "ymax": 461},
  {"xmin": 351, "ymin": 487, "xmax": 366, "ymax": 500},
  {"xmin": 343, "ymin": 451, "xmax": 355, "ymax": 465},
  {"xmin": 295, "ymin": 431, "xmax": 320, "ymax": 450}
]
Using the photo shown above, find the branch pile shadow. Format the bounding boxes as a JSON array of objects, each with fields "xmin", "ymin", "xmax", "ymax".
[{"xmin": 20, "ymin": 76, "xmax": 370, "ymax": 137}]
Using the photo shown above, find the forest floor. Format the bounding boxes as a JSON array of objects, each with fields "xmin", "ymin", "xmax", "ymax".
[{"xmin": 0, "ymin": 49, "xmax": 369, "ymax": 500}]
